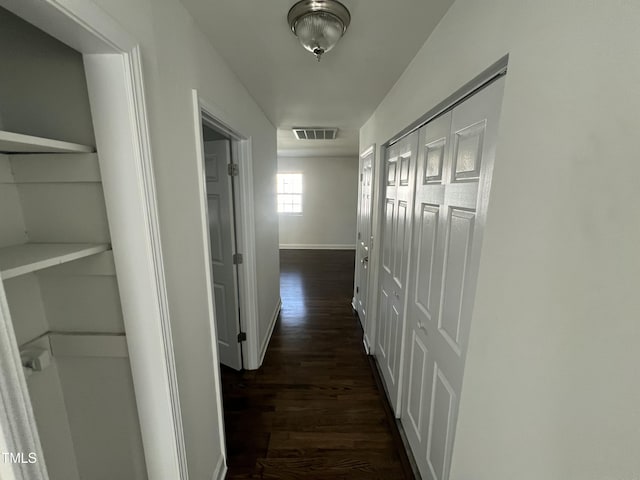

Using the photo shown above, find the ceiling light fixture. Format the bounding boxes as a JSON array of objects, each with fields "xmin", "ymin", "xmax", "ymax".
[{"xmin": 287, "ymin": 0, "xmax": 351, "ymax": 61}]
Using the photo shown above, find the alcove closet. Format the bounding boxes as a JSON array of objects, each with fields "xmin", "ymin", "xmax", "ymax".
[
  {"xmin": 370, "ymin": 67, "xmax": 506, "ymax": 480},
  {"xmin": 0, "ymin": 7, "xmax": 147, "ymax": 479}
]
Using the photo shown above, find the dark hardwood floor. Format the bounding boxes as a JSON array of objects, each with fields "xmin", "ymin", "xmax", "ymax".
[{"xmin": 221, "ymin": 249, "xmax": 413, "ymax": 479}]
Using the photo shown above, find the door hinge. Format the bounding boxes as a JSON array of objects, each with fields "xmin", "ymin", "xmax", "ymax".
[
  {"xmin": 356, "ymin": 286, "xmax": 359, "ymax": 293},
  {"xmin": 232, "ymin": 253, "xmax": 243, "ymax": 264},
  {"xmin": 360, "ymin": 173, "xmax": 363, "ymax": 181},
  {"xmin": 227, "ymin": 163, "xmax": 239, "ymax": 176},
  {"xmin": 237, "ymin": 332, "xmax": 247, "ymax": 342},
  {"xmin": 357, "ymin": 231, "xmax": 361, "ymax": 240}
]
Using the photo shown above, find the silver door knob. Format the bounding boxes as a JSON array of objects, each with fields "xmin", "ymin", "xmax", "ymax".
[{"xmin": 361, "ymin": 256, "xmax": 369, "ymax": 264}]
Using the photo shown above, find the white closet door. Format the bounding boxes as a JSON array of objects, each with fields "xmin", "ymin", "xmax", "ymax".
[
  {"xmin": 376, "ymin": 131, "xmax": 418, "ymax": 413},
  {"xmin": 355, "ymin": 147, "xmax": 374, "ymax": 329},
  {"xmin": 205, "ymin": 140, "xmax": 242, "ymax": 371},
  {"xmin": 401, "ymin": 77, "xmax": 505, "ymax": 480}
]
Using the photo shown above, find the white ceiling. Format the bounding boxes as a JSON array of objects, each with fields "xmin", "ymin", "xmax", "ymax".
[{"xmin": 180, "ymin": 0, "xmax": 454, "ymax": 156}]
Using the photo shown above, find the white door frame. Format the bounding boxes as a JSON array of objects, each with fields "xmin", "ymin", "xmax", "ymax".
[
  {"xmin": 191, "ymin": 91, "xmax": 261, "ymax": 372},
  {"xmin": 0, "ymin": 1, "xmax": 187, "ymax": 479}
]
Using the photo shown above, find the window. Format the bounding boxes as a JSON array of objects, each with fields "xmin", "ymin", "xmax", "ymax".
[{"xmin": 277, "ymin": 173, "xmax": 303, "ymax": 213}]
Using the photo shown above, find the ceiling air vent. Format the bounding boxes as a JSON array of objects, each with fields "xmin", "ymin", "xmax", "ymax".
[{"xmin": 292, "ymin": 127, "xmax": 338, "ymax": 140}]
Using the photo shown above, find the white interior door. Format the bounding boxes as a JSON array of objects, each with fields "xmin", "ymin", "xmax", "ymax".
[
  {"xmin": 376, "ymin": 131, "xmax": 418, "ymax": 413},
  {"xmin": 401, "ymin": 77, "xmax": 505, "ymax": 480},
  {"xmin": 355, "ymin": 147, "xmax": 374, "ymax": 329},
  {"xmin": 204, "ymin": 139, "xmax": 242, "ymax": 370}
]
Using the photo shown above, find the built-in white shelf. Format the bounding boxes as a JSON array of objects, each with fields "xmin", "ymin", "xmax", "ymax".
[
  {"xmin": 0, "ymin": 130, "xmax": 95, "ymax": 154},
  {"xmin": 0, "ymin": 243, "xmax": 110, "ymax": 280}
]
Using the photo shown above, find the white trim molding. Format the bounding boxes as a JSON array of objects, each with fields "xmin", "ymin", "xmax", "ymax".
[
  {"xmin": 84, "ymin": 53, "xmax": 187, "ymax": 480},
  {"xmin": 279, "ymin": 244, "xmax": 356, "ymax": 250},
  {"xmin": 260, "ymin": 299, "xmax": 282, "ymax": 365}
]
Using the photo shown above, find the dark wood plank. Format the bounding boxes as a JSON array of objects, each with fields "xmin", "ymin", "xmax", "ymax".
[{"xmin": 222, "ymin": 249, "xmax": 414, "ymax": 479}]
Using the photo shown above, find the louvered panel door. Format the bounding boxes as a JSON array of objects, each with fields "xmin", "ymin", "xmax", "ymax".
[
  {"xmin": 401, "ymin": 77, "xmax": 505, "ymax": 480},
  {"xmin": 376, "ymin": 131, "xmax": 418, "ymax": 413}
]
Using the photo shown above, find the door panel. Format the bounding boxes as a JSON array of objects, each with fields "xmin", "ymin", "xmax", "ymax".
[
  {"xmin": 204, "ymin": 139, "xmax": 242, "ymax": 370},
  {"xmin": 401, "ymin": 77, "xmax": 505, "ymax": 479},
  {"xmin": 393, "ymin": 200, "xmax": 408, "ymax": 288},
  {"xmin": 439, "ymin": 208, "xmax": 475, "ymax": 353},
  {"xmin": 426, "ymin": 366, "xmax": 456, "ymax": 480},
  {"xmin": 377, "ymin": 287, "xmax": 389, "ymax": 358},
  {"xmin": 376, "ymin": 131, "xmax": 418, "ymax": 413},
  {"xmin": 452, "ymin": 121, "xmax": 485, "ymax": 181},
  {"xmin": 406, "ymin": 331, "xmax": 428, "ymax": 441},
  {"xmin": 354, "ymin": 148, "xmax": 374, "ymax": 329},
  {"xmin": 213, "ymin": 284, "xmax": 230, "ymax": 344},
  {"xmin": 415, "ymin": 204, "xmax": 439, "ymax": 320},
  {"xmin": 382, "ymin": 199, "xmax": 394, "ymax": 274},
  {"xmin": 207, "ymin": 194, "xmax": 224, "ymax": 262},
  {"xmin": 388, "ymin": 304, "xmax": 400, "ymax": 382}
]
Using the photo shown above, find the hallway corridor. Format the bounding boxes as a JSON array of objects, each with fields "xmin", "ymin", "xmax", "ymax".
[{"xmin": 221, "ymin": 250, "xmax": 413, "ymax": 479}]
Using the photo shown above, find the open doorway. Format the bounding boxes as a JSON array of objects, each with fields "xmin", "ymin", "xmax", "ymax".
[
  {"xmin": 192, "ymin": 94, "xmax": 265, "ymax": 476},
  {"xmin": 192, "ymin": 92, "xmax": 262, "ymax": 374}
]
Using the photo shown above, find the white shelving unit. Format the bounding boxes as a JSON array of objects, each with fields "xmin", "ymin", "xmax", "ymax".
[
  {"xmin": 0, "ymin": 13, "xmax": 149, "ymax": 479},
  {"xmin": 0, "ymin": 243, "xmax": 110, "ymax": 280},
  {"xmin": 0, "ymin": 130, "xmax": 95, "ymax": 154},
  {"xmin": 0, "ymin": 125, "xmax": 135, "ymax": 480}
]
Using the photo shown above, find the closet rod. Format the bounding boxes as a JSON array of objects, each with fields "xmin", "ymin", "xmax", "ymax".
[{"xmin": 386, "ymin": 55, "xmax": 508, "ymax": 147}]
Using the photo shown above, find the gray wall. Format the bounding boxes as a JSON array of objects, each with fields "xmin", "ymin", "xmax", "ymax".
[
  {"xmin": 278, "ymin": 155, "xmax": 358, "ymax": 249},
  {"xmin": 0, "ymin": 8, "xmax": 95, "ymax": 145},
  {"xmin": 361, "ymin": 0, "xmax": 640, "ymax": 478},
  {"xmin": 83, "ymin": 0, "xmax": 281, "ymax": 478}
]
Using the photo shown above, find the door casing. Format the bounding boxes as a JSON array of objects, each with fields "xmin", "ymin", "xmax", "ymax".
[{"xmin": 192, "ymin": 92, "xmax": 261, "ymax": 373}]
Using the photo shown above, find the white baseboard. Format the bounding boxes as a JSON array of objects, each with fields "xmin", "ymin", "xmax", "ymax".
[
  {"xmin": 363, "ymin": 334, "xmax": 372, "ymax": 355},
  {"xmin": 279, "ymin": 244, "xmax": 356, "ymax": 250},
  {"xmin": 258, "ymin": 298, "xmax": 281, "ymax": 367}
]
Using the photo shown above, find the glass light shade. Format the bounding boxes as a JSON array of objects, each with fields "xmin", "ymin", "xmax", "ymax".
[{"xmin": 293, "ymin": 12, "xmax": 345, "ymax": 58}]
